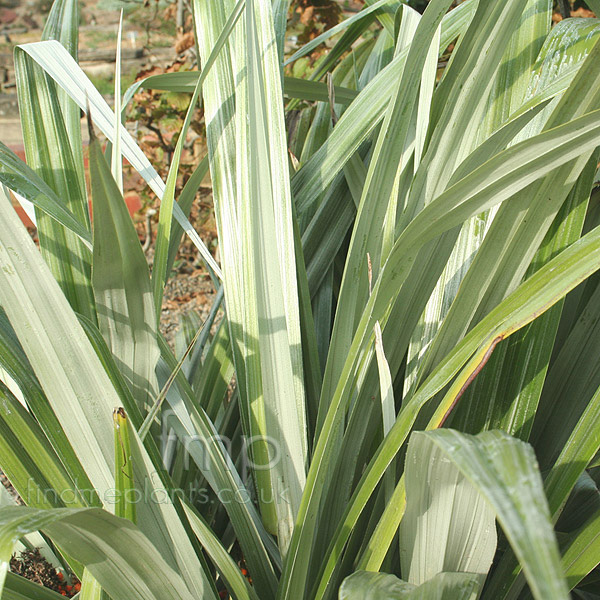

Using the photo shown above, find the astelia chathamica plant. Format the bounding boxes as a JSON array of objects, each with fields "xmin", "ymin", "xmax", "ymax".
[{"xmin": 1, "ymin": 0, "xmax": 600, "ymax": 598}]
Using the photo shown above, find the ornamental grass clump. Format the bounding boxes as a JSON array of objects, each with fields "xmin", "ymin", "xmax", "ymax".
[{"xmin": 1, "ymin": 0, "xmax": 600, "ymax": 598}]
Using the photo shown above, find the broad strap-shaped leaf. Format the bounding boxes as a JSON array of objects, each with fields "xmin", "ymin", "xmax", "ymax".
[
  {"xmin": 0, "ymin": 506, "xmax": 197, "ymax": 600},
  {"xmin": 485, "ymin": 382, "xmax": 600, "ymax": 599},
  {"xmin": 408, "ymin": 430, "xmax": 568, "ymax": 600},
  {"xmin": 113, "ymin": 408, "xmax": 136, "ymax": 523},
  {"xmin": 0, "ymin": 184, "xmax": 115, "ymax": 498},
  {"xmin": 182, "ymin": 501, "xmax": 261, "ymax": 600},
  {"xmin": 194, "ymin": 0, "xmax": 267, "ymax": 538},
  {"xmin": 89, "ymin": 129, "xmax": 160, "ymax": 412},
  {"xmin": 14, "ymin": 46, "xmax": 95, "ymax": 321},
  {"xmin": 111, "ymin": 12, "xmax": 123, "ymax": 193},
  {"xmin": 533, "ymin": 271, "xmax": 600, "ymax": 470},
  {"xmin": 41, "ymin": 0, "xmax": 84, "ymax": 183},
  {"xmin": 165, "ymin": 156, "xmax": 210, "ymax": 281},
  {"xmin": 3, "ymin": 571, "xmax": 67, "ymax": 600},
  {"xmin": 238, "ymin": 0, "xmax": 308, "ymax": 549},
  {"xmin": 545, "ymin": 384, "xmax": 600, "ymax": 519},
  {"xmin": 15, "ymin": 0, "xmax": 91, "ymax": 316},
  {"xmin": 0, "ymin": 141, "xmax": 91, "ymax": 246},
  {"xmin": 0, "ymin": 381, "xmax": 88, "ymax": 509},
  {"xmin": 194, "ymin": 0, "xmax": 308, "ymax": 552},
  {"xmin": 562, "ymin": 507, "xmax": 600, "ymax": 591},
  {"xmin": 399, "ymin": 431, "xmax": 496, "ymax": 590},
  {"xmin": 78, "ymin": 568, "xmax": 106, "ymax": 600},
  {"xmin": 339, "ymin": 571, "xmax": 480, "ymax": 600},
  {"xmin": 152, "ymin": 0, "xmax": 242, "ymax": 317},
  {"xmin": 0, "ymin": 308, "xmax": 95, "ymax": 497},
  {"xmin": 124, "ymin": 71, "xmax": 359, "ymax": 105}
]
